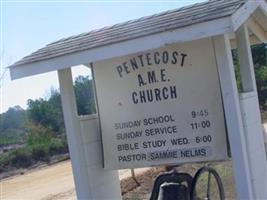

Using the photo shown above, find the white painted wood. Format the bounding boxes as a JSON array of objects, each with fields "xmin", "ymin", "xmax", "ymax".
[
  {"xmin": 10, "ymin": 17, "xmax": 232, "ymax": 80},
  {"xmin": 231, "ymin": 0, "xmax": 260, "ymax": 32},
  {"xmin": 58, "ymin": 68, "xmax": 92, "ymax": 199},
  {"xmin": 239, "ymin": 91, "xmax": 256, "ymax": 100},
  {"xmin": 79, "ymin": 114, "xmax": 100, "ymax": 143},
  {"xmin": 58, "ymin": 69, "xmax": 122, "ymax": 200},
  {"xmin": 9, "ymin": 0, "xmax": 267, "ymax": 81},
  {"xmin": 212, "ymin": 34, "xmax": 253, "ymax": 200},
  {"xmin": 247, "ymin": 17, "xmax": 267, "ymax": 42},
  {"xmin": 236, "ymin": 24, "xmax": 257, "ymax": 92},
  {"xmin": 10, "ymin": 0, "xmax": 267, "ymax": 81},
  {"xmin": 239, "ymin": 94, "xmax": 267, "ymax": 199},
  {"xmin": 259, "ymin": 1, "xmax": 267, "ymax": 18},
  {"xmin": 230, "ymin": 34, "xmax": 262, "ymax": 49},
  {"xmin": 252, "ymin": 6, "xmax": 267, "ymax": 35},
  {"xmin": 93, "ymin": 38, "xmax": 228, "ymax": 169},
  {"xmin": 236, "ymin": 23, "xmax": 267, "ymax": 199},
  {"xmin": 79, "ymin": 116, "xmax": 122, "ymax": 200}
]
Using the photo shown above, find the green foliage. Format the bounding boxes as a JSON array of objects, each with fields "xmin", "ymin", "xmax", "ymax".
[
  {"xmin": 74, "ymin": 75, "xmax": 96, "ymax": 115},
  {"xmin": 25, "ymin": 123, "xmax": 53, "ymax": 146},
  {"xmin": 0, "ymin": 153, "xmax": 14, "ymax": 170},
  {"xmin": 232, "ymin": 43, "xmax": 267, "ymax": 109},
  {"xmin": 0, "ymin": 138, "xmax": 68, "ymax": 169},
  {"xmin": 255, "ymin": 65, "xmax": 267, "ymax": 109},
  {"xmin": 0, "ymin": 106, "xmax": 27, "ymax": 145},
  {"xmin": 0, "ymin": 134, "xmax": 22, "ymax": 145},
  {"xmin": 251, "ymin": 44, "xmax": 266, "ymax": 67},
  {"xmin": 0, "ymin": 75, "xmax": 97, "ymax": 170},
  {"xmin": 10, "ymin": 147, "xmax": 32, "ymax": 168},
  {"xmin": 26, "ymin": 76, "xmax": 96, "ymax": 134},
  {"xmin": 31, "ymin": 144, "xmax": 50, "ymax": 162},
  {"xmin": 27, "ymin": 94, "xmax": 63, "ymax": 134},
  {"xmin": 0, "ymin": 106, "xmax": 26, "ymax": 131},
  {"xmin": 49, "ymin": 138, "xmax": 68, "ymax": 155},
  {"xmin": 234, "ymin": 64, "xmax": 242, "ymax": 93}
]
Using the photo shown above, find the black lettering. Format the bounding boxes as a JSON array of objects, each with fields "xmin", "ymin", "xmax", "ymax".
[
  {"xmin": 154, "ymin": 88, "xmax": 161, "ymax": 101},
  {"xmin": 171, "ymin": 51, "xmax": 178, "ymax": 64},
  {"xmin": 130, "ymin": 58, "xmax": 139, "ymax": 70},
  {"xmin": 123, "ymin": 62, "xmax": 130, "ymax": 74},
  {"xmin": 162, "ymin": 51, "xmax": 169, "ymax": 64},
  {"xmin": 160, "ymin": 69, "xmax": 166, "ymax": 82},
  {"xmin": 171, "ymin": 138, "xmax": 189, "ymax": 145},
  {"xmin": 170, "ymin": 86, "xmax": 177, "ymax": 98},
  {"xmin": 140, "ymin": 90, "xmax": 146, "ymax": 103},
  {"xmin": 116, "ymin": 65, "xmax": 123, "ymax": 77},
  {"xmin": 138, "ymin": 74, "xmax": 146, "ymax": 87},
  {"xmin": 162, "ymin": 87, "xmax": 169, "ymax": 99},
  {"xmin": 147, "ymin": 71, "xmax": 157, "ymax": 84},
  {"xmin": 138, "ymin": 55, "xmax": 145, "ymax": 67},
  {"xmin": 132, "ymin": 92, "xmax": 138, "ymax": 104},
  {"xmin": 154, "ymin": 52, "xmax": 160, "ymax": 64},
  {"xmin": 146, "ymin": 53, "xmax": 152, "ymax": 65},
  {"xmin": 181, "ymin": 53, "xmax": 187, "ymax": 66},
  {"xmin": 146, "ymin": 90, "xmax": 153, "ymax": 102}
]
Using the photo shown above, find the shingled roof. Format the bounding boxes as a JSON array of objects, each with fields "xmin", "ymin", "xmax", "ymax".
[{"xmin": 11, "ymin": 0, "xmax": 248, "ymax": 68}]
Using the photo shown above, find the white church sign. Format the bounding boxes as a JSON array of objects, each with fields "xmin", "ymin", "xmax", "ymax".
[{"xmin": 93, "ymin": 38, "xmax": 228, "ymax": 169}]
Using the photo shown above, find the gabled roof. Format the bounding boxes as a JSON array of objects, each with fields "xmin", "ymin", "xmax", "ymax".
[{"xmin": 9, "ymin": 0, "xmax": 267, "ymax": 80}]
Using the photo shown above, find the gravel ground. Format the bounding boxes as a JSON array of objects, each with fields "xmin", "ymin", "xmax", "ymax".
[
  {"xmin": 1, "ymin": 159, "xmax": 235, "ymax": 200},
  {"xmin": 122, "ymin": 161, "xmax": 236, "ymax": 200}
]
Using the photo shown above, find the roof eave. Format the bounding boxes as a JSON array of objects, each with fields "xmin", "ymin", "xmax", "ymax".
[
  {"xmin": 231, "ymin": 0, "xmax": 267, "ymax": 43},
  {"xmin": 259, "ymin": 1, "xmax": 267, "ymax": 41},
  {"xmin": 231, "ymin": 0, "xmax": 261, "ymax": 32},
  {"xmin": 9, "ymin": 16, "xmax": 233, "ymax": 80}
]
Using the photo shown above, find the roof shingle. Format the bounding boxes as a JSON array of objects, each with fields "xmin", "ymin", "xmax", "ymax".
[{"xmin": 11, "ymin": 0, "xmax": 247, "ymax": 67}]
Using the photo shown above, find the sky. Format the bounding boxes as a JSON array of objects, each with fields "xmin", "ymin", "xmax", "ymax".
[{"xmin": 1, "ymin": 0, "xmax": 206, "ymax": 113}]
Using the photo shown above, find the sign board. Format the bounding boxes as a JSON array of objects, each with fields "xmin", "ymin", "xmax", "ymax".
[{"xmin": 93, "ymin": 38, "xmax": 228, "ymax": 169}]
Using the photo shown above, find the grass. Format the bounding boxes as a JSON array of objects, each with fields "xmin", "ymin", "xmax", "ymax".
[{"xmin": 193, "ymin": 162, "xmax": 235, "ymax": 199}]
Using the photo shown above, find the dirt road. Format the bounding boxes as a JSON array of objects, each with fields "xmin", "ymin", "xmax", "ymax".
[
  {"xmin": 0, "ymin": 160, "xmax": 147, "ymax": 200},
  {"xmin": 1, "ymin": 126, "xmax": 266, "ymax": 200}
]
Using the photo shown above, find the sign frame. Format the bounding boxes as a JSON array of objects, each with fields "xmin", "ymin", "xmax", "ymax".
[{"xmin": 92, "ymin": 38, "xmax": 229, "ymax": 170}]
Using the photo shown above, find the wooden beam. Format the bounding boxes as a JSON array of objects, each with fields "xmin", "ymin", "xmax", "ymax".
[
  {"xmin": 247, "ymin": 17, "xmax": 267, "ymax": 43},
  {"xmin": 236, "ymin": 23, "xmax": 267, "ymax": 199},
  {"xmin": 58, "ymin": 69, "xmax": 122, "ymax": 199},
  {"xmin": 236, "ymin": 24, "xmax": 257, "ymax": 92},
  {"xmin": 231, "ymin": 0, "xmax": 260, "ymax": 32},
  {"xmin": 212, "ymin": 34, "xmax": 253, "ymax": 200},
  {"xmin": 230, "ymin": 34, "xmax": 262, "ymax": 49},
  {"xmin": 58, "ymin": 68, "xmax": 92, "ymax": 199}
]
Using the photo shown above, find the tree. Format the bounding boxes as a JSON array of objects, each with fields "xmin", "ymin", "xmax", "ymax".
[
  {"xmin": 255, "ymin": 65, "xmax": 267, "ymax": 109},
  {"xmin": 27, "ymin": 89, "xmax": 63, "ymax": 134},
  {"xmin": 27, "ymin": 76, "xmax": 96, "ymax": 134},
  {"xmin": 0, "ymin": 106, "xmax": 26, "ymax": 133},
  {"xmin": 232, "ymin": 43, "xmax": 267, "ymax": 109},
  {"xmin": 74, "ymin": 75, "xmax": 96, "ymax": 115}
]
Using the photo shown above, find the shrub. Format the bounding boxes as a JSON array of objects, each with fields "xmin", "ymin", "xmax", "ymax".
[
  {"xmin": 10, "ymin": 147, "xmax": 32, "ymax": 168},
  {"xmin": 31, "ymin": 144, "xmax": 49, "ymax": 162},
  {"xmin": 49, "ymin": 139, "xmax": 68, "ymax": 155},
  {"xmin": 0, "ymin": 153, "xmax": 14, "ymax": 171},
  {"xmin": 25, "ymin": 123, "xmax": 53, "ymax": 146}
]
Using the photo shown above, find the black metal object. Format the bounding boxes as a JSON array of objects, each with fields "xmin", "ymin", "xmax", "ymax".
[
  {"xmin": 150, "ymin": 166, "xmax": 225, "ymax": 200},
  {"xmin": 150, "ymin": 169, "xmax": 193, "ymax": 200},
  {"xmin": 190, "ymin": 166, "xmax": 225, "ymax": 200},
  {"xmin": 158, "ymin": 183, "xmax": 189, "ymax": 200}
]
